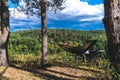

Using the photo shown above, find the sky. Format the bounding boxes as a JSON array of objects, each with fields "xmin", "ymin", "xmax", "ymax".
[{"xmin": 9, "ymin": 0, "xmax": 104, "ymax": 32}]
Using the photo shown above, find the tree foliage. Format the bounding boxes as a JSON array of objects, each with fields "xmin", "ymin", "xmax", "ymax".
[
  {"xmin": 11, "ymin": 0, "xmax": 66, "ymax": 16},
  {"xmin": 8, "ymin": 29, "xmax": 107, "ymax": 55}
]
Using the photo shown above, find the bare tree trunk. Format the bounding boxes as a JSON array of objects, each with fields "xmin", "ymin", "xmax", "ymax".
[
  {"xmin": 103, "ymin": 0, "xmax": 120, "ymax": 70},
  {"xmin": 0, "ymin": 0, "xmax": 10, "ymax": 66},
  {"xmin": 41, "ymin": 0, "xmax": 48, "ymax": 68}
]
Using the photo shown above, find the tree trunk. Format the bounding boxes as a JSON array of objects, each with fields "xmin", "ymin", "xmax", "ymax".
[
  {"xmin": 0, "ymin": 0, "xmax": 10, "ymax": 66},
  {"xmin": 103, "ymin": 0, "xmax": 120, "ymax": 70},
  {"xmin": 41, "ymin": 0, "xmax": 48, "ymax": 68}
]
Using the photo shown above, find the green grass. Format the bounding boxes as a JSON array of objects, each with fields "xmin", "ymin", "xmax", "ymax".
[{"xmin": 8, "ymin": 52, "xmax": 119, "ymax": 80}]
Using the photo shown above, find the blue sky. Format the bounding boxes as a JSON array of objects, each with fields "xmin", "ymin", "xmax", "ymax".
[{"xmin": 9, "ymin": 0, "xmax": 104, "ymax": 32}]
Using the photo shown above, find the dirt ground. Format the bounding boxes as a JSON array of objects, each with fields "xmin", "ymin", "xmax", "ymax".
[{"xmin": 0, "ymin": 66, "xmax": 105, "ymax": 80}]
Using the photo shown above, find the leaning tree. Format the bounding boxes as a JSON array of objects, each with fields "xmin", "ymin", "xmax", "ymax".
[
  {"xmin": 11, "ymin": 0, "xmax": 66, "ymax": 67},
  {"xmin": 103, "ymin": 0, "xmax": 120, "ymax": 70},
  {"xmin": 0, "ymin": 0, "xmax": 10, "ymax": 66}
]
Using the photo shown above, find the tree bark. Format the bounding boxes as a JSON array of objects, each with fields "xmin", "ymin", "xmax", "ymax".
[
  {"xmin": 41, "ymin": 0, "xmax": 48, "ymax": 68},
  {"xmin": 103, "ymin": 0, "xmax": 120, "ymax": 70},
  {"xmin": 0, "ymin": 0, "xmax": 10, "ymax": 66}
]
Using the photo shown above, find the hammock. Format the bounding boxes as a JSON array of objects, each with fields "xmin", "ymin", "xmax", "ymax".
[{"xmin": 57, "ymin": 40, "xmax": 97, "ymax": 54}]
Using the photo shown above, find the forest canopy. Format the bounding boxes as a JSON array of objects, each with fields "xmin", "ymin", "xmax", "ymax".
[{"xmin": 8, "ymin": 29, "xmax": 107, "ymax": 55}]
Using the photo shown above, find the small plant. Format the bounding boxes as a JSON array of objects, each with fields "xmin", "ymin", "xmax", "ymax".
[{"xmin": 9, "ymin": 53, "xmax": 40, "ymax": 69}]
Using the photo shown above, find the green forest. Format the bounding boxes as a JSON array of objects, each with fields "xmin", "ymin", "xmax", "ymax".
[
  {"xmin": 5, "ymin": 29, "xmax": 119, "ymax": 80},
  {"xmin": 0, "ymin": 30, "xmax": 118, "ymax": 80},
  {"xmin": 0, "ymin": 0, "xmax": 120, "ymax": 79},
  {"xmin": 8, "ymin": 29, "xmax": 107, "ymax": 55},
  {"xmin": 7, "ymin": 29, "xmax": 118, "ymax": 80}
]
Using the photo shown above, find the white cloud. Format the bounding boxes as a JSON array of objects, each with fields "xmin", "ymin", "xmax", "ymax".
[
  {"xmin": 79, "ymin": 15, "xmax": 103, "ymax": 21},
  {"xmin": 9, "ymin": 8, "xmax": 41, "ymax": 31},
  {"xmin": 61, "ymin": 0, "xmax": 103, "ymax": 15},
  {"xmin": 9, "ymin": 8, "xmax": 27, "ymax": 19},
  {"xmin": 9, "ymin": 0, "xmax": 103, "ymax": 21},
  {"xmin": 9, "ymin": 8, "xmax": 40, "ymax": 21},
  {"xmin": 50, "ymin": 0, "xmax": 104, "ymax": 21},
  {"xmin": 9, "ymin": 0, "xmax": 104, "ymax": 31}
]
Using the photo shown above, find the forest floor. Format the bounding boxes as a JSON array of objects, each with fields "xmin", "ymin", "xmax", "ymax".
[
  {"xmin": 0, "ymin": 65, "xmax": 106, "ymax": 80},
  {"xmin": 0, "ymin": 62, "xmax": 109, "ymax": 80},
  {"xmin": 0, "ymin": 54, "xmax": 111, "ymax": 80}
]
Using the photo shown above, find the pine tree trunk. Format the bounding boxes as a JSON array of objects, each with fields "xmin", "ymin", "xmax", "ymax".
[
  {"xmin": 0, "ymin": 0, "xmax": 10, "ymax": 66},
  {"xmin": 103, "ymin": 0, "xmax": 120, "ymax": 70},
  {"xmin": 41, "ymin": 0, "xmax": 48, "ymax": 68}
]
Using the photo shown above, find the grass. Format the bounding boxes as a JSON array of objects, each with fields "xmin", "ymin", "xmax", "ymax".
[
  {"xmin": 0, "ymin": 52, "xmax": 119, "ymax": 80},
  {"xmin": 9, "ymin": 54, "xmax": 40, "ymax": 68}
]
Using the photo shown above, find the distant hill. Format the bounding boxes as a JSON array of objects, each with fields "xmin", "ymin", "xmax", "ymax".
[{"xmin": 8, "ymin": 29, "xmax": 107, "ymax": 54}]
